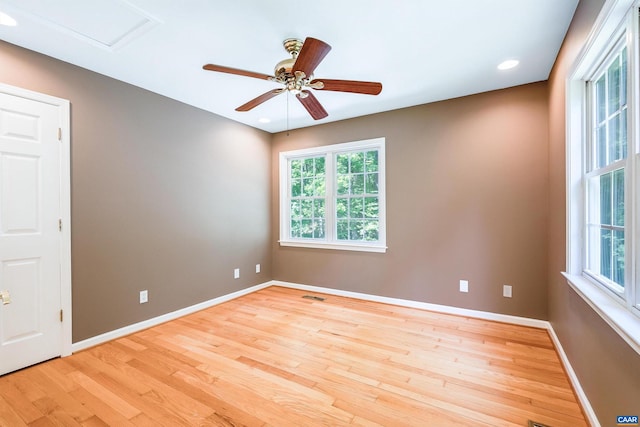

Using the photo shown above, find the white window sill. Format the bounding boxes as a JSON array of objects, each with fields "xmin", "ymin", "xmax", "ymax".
[
  {"xmin": 279, "ymin": 240, "xmax": 387, "ymax": 253},
  {"xmin": 562, "ymin": 272, "xmax": 640, "ymax": 355}
]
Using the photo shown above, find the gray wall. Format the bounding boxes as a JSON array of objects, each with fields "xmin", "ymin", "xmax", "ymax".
[
  {"xmin": 0, "ymin": 40, "xmax": 272, "ymax": 342},
  {"xmin": 547, "ymin": 0, "xmax": 640, "ymax": 422},
  {"xmin": 271, "ymin": 83, "xmax": 550, "ymax": 320}
]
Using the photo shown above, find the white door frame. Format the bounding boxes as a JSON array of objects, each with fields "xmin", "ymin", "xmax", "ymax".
[{"xmin": 0, "ymin": 82, "xmax": 72, "ymax": 357}]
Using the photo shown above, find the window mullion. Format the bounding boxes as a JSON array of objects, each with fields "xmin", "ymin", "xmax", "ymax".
[{"xmin": 325, "ymin": 153, "xmax": 335, "ymax": 242}]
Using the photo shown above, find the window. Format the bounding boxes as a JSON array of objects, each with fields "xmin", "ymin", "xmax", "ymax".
[
  {"xmin": 279, "ymin": 138, "xmax": 386, "ymax": 252},
  {"xmin": 584, "ymin": 43, "xmax": 628, "ymax": 294},
  {"xmin": 566, "ymin": 0, "xmax": 640, "ymax": 353}
]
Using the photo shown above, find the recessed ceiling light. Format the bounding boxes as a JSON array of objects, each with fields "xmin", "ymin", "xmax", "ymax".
[
  {"xmin": 258, "ymin": 118, "xmax": 271, "ymax": 123},
  {"xmin": 0, "ymin": 11, "xmax": 17, "ymax": 27},
  {"xmin": 497, "ymin": 59, "xmax": 519, "ymax": 70}
]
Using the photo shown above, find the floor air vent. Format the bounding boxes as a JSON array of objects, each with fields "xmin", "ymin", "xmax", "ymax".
[
  {"xmin": 528, "ymin": 421, "xmax": 551, "ymax": 427},
  {"xmin": 302, "ymin": 295, "xmax": 325, "ymax": 301}
]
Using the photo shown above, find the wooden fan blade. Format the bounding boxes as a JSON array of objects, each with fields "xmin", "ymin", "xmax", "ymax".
[
  {"xmin": 311, "ymin": 79, "xmax": 382, "ymax": 95},
  {"xmin": 293, "ymin": 37, "xmax": 331, "ymax": 77},
  {"xmin": 296, "ymin": 91, "xmax": 328, "ymax": 120},
  {"xmin": 203, "ymin": 64, "xmax": 274, "ymax": 81},
  {"xmin": 236, "ymin": 89, "xmax": 284, "ymax": 112}
]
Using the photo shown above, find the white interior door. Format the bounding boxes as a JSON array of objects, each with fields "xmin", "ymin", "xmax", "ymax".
[{"xmin": 0, "ymin": 86, "xmax": 70, "ymax": 375}]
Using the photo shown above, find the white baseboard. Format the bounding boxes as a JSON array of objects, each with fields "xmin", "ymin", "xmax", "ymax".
[
  {"xmin": 270, "ymin": 280, "xmax": 550, "ymax": 328},
  {"xmin": 546, "ymin": 326, "xmax": 601, "ymax": 427},
  {"xmin": 71, "ymin": 281, "xmax": 272, "ymax": 352},
  {"xmin": 71, "ymin": 278, "xmax": 598, "ymax": 426}
]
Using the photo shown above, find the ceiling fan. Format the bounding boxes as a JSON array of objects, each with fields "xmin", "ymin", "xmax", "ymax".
[{"xmin": 203, "ymin": 37, "xmax": 382, "ymax": 120}]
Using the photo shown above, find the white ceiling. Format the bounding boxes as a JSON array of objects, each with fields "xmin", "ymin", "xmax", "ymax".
[{"xmin": 0, "ymin": 0, "xmax": 578, "ymax": 133}]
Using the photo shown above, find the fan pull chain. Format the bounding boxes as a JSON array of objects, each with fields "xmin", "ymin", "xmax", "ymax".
[{"xmin": 286, "ymin": 91, "xmax": 290, "ymax": 136}]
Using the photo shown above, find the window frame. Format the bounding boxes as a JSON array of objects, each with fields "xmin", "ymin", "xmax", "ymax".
[
  {"xmin": 583, "ymin": 38, "xmax": 630, "ymax": 297},
  {"xmin": 565, "ymin": 0, "xmax": 640, "ymax": 355},
  {"xmin": 278, "ymin": 137, "xmax": 387, "ymax": 253}
]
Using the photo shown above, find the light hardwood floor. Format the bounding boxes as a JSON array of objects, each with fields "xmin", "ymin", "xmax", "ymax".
[{"xmin": 0, "ymin": 286, "xmax": 588, "ymax": 426}]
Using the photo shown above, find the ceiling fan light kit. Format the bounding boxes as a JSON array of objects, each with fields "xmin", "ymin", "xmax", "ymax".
[{"xmin": 203, "ymin": 37, "xmax": 382, "ymax": 120}]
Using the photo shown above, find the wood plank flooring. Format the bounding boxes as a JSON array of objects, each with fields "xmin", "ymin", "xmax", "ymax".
[{"xmin": 0, "ymin": 286, "xmax": 588, "ymax": 426}]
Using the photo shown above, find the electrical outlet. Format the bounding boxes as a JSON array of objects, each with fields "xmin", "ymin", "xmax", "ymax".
[
  {"xmin": 234, "ymin": 268, "xmax": 240, "ymax": 279},
  {"xmin": 139, "ymin": 290, "xmax": 148, "ymax": 304},
  {"xmin": 503, "ymin": 285, "xmax": 512, "ymax": 298},
  {"xmin": 459, "ymin": 280, "xmax": 469, "ymax": 293},
  {"xmin": 256, "ymin": 263, "xmax": 261, "ymax": 273}
]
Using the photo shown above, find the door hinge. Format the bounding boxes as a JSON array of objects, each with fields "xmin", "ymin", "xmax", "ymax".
[
  {"xmin": 58, "ymin": 128, "xmax": 62, "ymax": 141},
  {"xmin": 59, "ymin": 218, "xmax": 62, "ymax": 231},
  {"xmin": 60, "ymin": 309, "xmax": 63, "ymax": 322}
]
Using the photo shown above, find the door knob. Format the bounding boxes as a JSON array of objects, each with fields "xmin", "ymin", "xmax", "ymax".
[{"xmin": 0, "ymin": 290, "xmax": 10, "ymax": 305}]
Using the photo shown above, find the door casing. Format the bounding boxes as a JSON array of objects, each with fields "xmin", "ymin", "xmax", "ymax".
[{"xmin": 0, "ymin": 82, "xmax": 72, "ymax": 358}]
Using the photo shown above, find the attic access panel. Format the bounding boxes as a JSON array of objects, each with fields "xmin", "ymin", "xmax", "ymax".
[{"xmin": 3, "ymin": 0, "xmax": 159, "ymax": 50}]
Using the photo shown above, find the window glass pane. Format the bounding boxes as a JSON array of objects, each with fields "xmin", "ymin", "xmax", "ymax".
[
  {"xmin": 302, "ymin": 178, "xmax": 314, "ymax": 196},
  {"xmin": 303, "ymin": 158, "xmax": 314, "ymax": 177},
  {"xmin": 595, "ymin": 75, "xmax": 606, "ymax": 124},
  {"xmin": 291, "ymin": 179, "xmax": 301, "ymax": 197},
  {"xmin": 351, "ymin": 174, "xmax": 365, "ymax": 195},
  {"xmin": 291, "ymin": 159, "xmax": 302, "ymax": 179},
  {"xmin": 301, "ymin": 219, "xmax": 313, "ymax": 238},
  {"xmin": 364, "ymin": 220, "xmax": 379, "ymax": 241},
  {"xmin": 600, "ymin": 173, "xmax": 612, "ymax": 225},
  {"xmin": 291, "ymin": 220, "xmax": 300, "ymax": 238},
  {"xmin": 313, "ymin": 199, "xmax": 325, "ymax": 218},
  {"xmin": 613, "ymin": 168, "xmax": 624, "ymax": 227},
  {"xmin": 291, "ymin": 200, "xmax": 301, "ymax": 219},
  {"xmin": 350, "ymin": 152, "xmax": 364, "ymax": 173},
  {"xmin": 337, "ymin": 174, "xmax": 349, "ymax": 195},
  {"xmin": 315, "ymin": 157, "xmax": 325, "ymax": 175},
  {"xmin": 313, "ymin": 219, "xmax": 325, "ymax": 239},
  {"xmin": 349, "ymin": 220, "xmax": 364, "ymax": 240},
  {"xmin": 600, "ymin": 228, "xmax": 612, "ymax": 279},
  {"xmin": 608, "ymin": 56, "xmax": 621, "ymax": 114},
  {"xmin": 288, "ymin": 155, "xmax": 326, "ymax": 241},
  {"xmin": 337, "ymin": 219, "xmax": 349, "ymax": 240},
  {"xmin": 365, "ymin": 173, "xmax": 379, "ymax": 194},
  {"xmin": 596, "ymin": 124, "xmax": 607, "ymax": 169},
  {"xmin": 365, "ymin": 151, "xmax": 378, "ymax": 172},
  {"xmin": 364, "ymin": 197, "xmax": 379, "ymax": 218},
  {"xmin": 613, "ymin": 229, "xmax": 625, "ymax": 287},
  {"xmin": 300, "ymin": 199, "xmax": 312, "ymax": 219},
  {"xmin": 314, "ymin": 177, "xmax": 326, "ymax": 196},
  {"xmin": 336, "ymin": 198, "xmax": 348, "ymax": 218},
  {"xmin": 592, "ymin": 47, "xmax": 628, "ymax": 170},
  {"xmin": 608, "ymin": 113, "xmax": 620, "ymax": 162},
  {"xmin": 336, "ymin": 154, "xmax": 349, "ymax": 174},
  {"xmin": 350, "ymin": 197, "xmax": 364, "ymax": 218}
]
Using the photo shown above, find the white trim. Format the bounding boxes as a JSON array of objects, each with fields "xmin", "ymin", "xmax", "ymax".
[
  {"xmin": 278, "ymin": 240, "xmax": 387, "ymax": 253},
  {"xmin": 71, "ymin": 282, "xmax": 271, "ymax": 352},
  {"xmin": 0, "ymin": 83, "xmax": 72, "ymax": 357},
  {"xmin": 272, "ymin": 280, "xmax": 549, "ymax": 328},
  {"xmin": 546, "ymin": 324, "xmax": 601, "ymax": 427}
]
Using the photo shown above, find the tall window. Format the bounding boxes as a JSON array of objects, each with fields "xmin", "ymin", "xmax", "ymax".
[
  {"xmin": 566, "ymin": 0, "xmax": 640, "ymax": 336},
  {"xmin": 279, "ymin": 138, "xmax": 386, "ymax": 252},
  {"xmin": 585, "ymin": 44, "xmax": 628, "ymax": 294}
]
